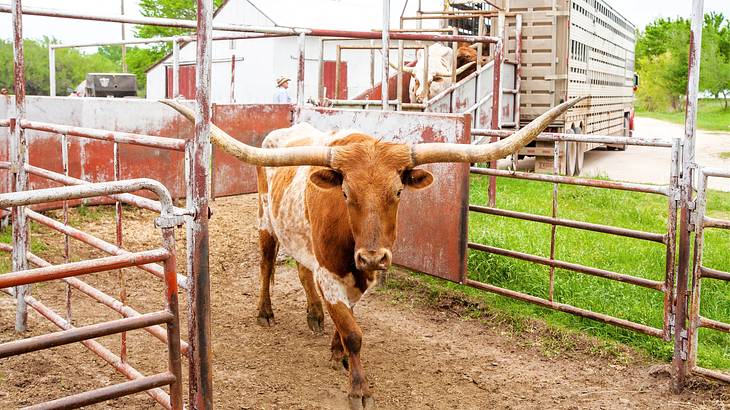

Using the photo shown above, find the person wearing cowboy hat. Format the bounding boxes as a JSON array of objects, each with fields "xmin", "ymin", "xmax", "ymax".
[{"xmin": 273, "ymin": 76, "xmax": 292, "ymax": 104}]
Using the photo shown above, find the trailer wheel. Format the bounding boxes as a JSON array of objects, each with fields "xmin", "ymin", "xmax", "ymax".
[
  {"xmin": 616, "ymin": 116, "xmax": 629, "ymax": 151},
  {"xmin": 564, "ymin": 130, "xmax": 577, "ymax": 176},
  {"xmin": 573, "ymin": 127, "xmax": 584, "ymax": 176}
]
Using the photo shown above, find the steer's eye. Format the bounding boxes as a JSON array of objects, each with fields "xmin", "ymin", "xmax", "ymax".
[
  {"xmin": 396, "ymin": 189, "xmax": 403, "ymax": 198},
  {"xmin": 343, "ymin": 191, "xmax": 348, "ymax": 199}
]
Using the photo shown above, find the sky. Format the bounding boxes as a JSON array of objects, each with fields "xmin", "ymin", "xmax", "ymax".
[{"xmin": 1, "ymin": 0, "xmax": 730, "ymax": 47}]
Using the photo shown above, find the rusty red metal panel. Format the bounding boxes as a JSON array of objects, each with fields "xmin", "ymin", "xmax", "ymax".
[
  {"xmin": 211, "ymin": 104, "xmax": 293, "ymax": 196},
  {"xmin": 323, "ymin": 61, "xmax": 348, "ymax": 99},
  {"xmin": 294, "ymin": 107, "xmax": 470, "ymax": 282}
]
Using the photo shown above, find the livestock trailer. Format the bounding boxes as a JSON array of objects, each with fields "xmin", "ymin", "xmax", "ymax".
[
  {"xmin": 493, "ymin": 0, "xmax": 637, "ymax": 175},
  {"xmin": 324, "ymin": 0, "xmax": 637, "ymax": 176}
]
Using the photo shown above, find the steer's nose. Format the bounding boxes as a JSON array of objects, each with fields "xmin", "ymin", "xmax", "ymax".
[{"xmin": 355, "ymin": 248, "xmax": 392, "ymax": 271}]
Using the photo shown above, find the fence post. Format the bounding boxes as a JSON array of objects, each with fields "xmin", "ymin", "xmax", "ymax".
[
  {"xmin": 11, "ymin": 0, "xmax": 29, "ymax": 333},
  {"xmin": 188, "ymin": 0, "xmax": 213, "ymax": 408},
  {"xmin": 672, "ymin": 0, "xmax": 704, "ymax": 393}
]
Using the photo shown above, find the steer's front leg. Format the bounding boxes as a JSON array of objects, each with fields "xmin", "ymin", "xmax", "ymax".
[{"xmin": 325, "ymin": 301, "xmax": 374, "ymax": 410}]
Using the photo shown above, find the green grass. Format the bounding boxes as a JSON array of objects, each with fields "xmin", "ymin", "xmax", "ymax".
[
  {"xmin": 636, "ymin": 99, "xmax": 730, "ymax": 132},
  {"xmin": 405, "ymin": 176, "xmax": 730, "ymax": 370},
  {"xmin": 720, "ymin": 152, "xmax": 730, "ymax": 160}
]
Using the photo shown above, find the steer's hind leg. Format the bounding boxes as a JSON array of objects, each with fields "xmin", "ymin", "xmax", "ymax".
[
  {"xmin": 326, "ymin": 302, "xmax": 374, "ymax": 410},
  {"xmin": 330, "ymin": 329, "xmax": 348, "ymax": 372},
  {"xmin": 296, "ymin": 263, "xmax": 324, "ymax": 333},
  {"xmin": 257, "ymin": 229, "xmax": 278, "ymax": 326}
]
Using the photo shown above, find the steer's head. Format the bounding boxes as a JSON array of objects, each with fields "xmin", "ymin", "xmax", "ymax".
[
  {"xmin": 309, "ymin": 134, "xmax": 433, "ymax": 271},
  {"xmin": 161, "ymin": 97, "xmax": 584, "ymax": 272}
]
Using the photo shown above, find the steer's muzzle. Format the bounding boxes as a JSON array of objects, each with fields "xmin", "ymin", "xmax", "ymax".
[{"xmin": 355, "ymin": 248, "xmax": 392, "ymax": 271}]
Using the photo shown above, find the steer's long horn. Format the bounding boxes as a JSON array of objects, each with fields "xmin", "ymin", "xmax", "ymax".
[
  {"xmin": 410, "ymin": 96, "xmax": 586, "ymax": 165},
  {"xmin": 433, "ymin": 62, "xmax": 476, "ymax": 79},
  {"xmin": 161, "ymin": 100, "xmax": 333, "ymax": 167},
  {"xmin": 388, "ymin": 60, "xmax": 415, "ymax": 74}
]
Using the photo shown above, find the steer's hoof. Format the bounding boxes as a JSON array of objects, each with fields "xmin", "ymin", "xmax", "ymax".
[
  {"xmin": 307, "ymin": 314, "xmax": 324, "ymax": 333},
  {"xmin": 348, "ymin": 394, "xmax": 374, "ymax": 410},
  {"xmin": 257, "ymin": 313, "xmax": 275, "ymax": 327}
]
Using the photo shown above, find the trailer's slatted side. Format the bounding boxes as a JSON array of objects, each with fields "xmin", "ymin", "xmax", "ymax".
[
  {"xmin": 504, "ymin": 3, "xmax": 557, "ymax": 118},
  {"xmin": 568, "ymin": 0, "xmax": 635, "ymax": 137}
]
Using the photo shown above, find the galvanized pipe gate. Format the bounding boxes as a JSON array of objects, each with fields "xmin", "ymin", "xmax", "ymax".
[{"xmin": 0, "ymin": 0, "xmax": 728, "ymax": 408}]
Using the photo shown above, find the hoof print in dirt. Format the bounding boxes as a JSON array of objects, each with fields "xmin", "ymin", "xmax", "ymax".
[{"xmin": 348, "ymin": 394, "xmax": 374, "ymax": 410}]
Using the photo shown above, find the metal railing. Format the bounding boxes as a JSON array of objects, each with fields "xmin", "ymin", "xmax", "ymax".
[
  {"xmin": 467, "ymin": 134, "xmax": 680, "ymax": 341},
  {"xmin": 0, "ymin": 180, "xmax": 184, "ymax": 409},
  {"xmin": 687, "ymin": 167, "xmax": 730, "ymax": 384}
]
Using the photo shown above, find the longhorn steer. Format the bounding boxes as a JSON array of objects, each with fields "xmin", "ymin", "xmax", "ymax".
[
  {"xmin": 162, "ymin": 97, "xmax": 582, "ymax": 409},
  {"xmin": 390, "ymin": 42, "xmax": 480, "ymax": 103}
]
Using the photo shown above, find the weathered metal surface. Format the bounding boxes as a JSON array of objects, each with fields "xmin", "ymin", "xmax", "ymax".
[
  {"xmin": 16, "ymin": 240, "xmax": 188, "ymax": 353},
  {"xmin": 472, "ymin": 128, "xmax": 675, "ymax": 148},
  {"xmin": 685, "ymin": 166, "xmax": 730, "ymax": 386},
  {"xmin": 23, "ymin": 372, "xmax": 176, "ymax": 410},
  {"xmin": 294, "ymin": 107, "xmax": 470, "ymax": 282},
  {"xmin": 0, "ymin": 288, "xmax": 174, "ymax": 409},
  {"xmin": 25, "ymin": 207, "xmax": 187, "ymax": 289},
  {"xmin": 0, "ymin": 310, "xmax": 172, "ymax": 358},
  {"xmin": 0, "ymin": 98, "xmax": 300, "ymax": 201},
  {"xmin": 21, "ymin": 120, "xmax": 186, "ymax": 151},
  {"xmin": 0, "ymin": 249, "xmax": 169, "ymax": 288},
  {"xmin": 469, "ymin": 205, "xmax": 666, "ymax": 243},
  {"xmin": 464, "ymin": 278, "xmax": 665, "ymax": 338},
  {"xmin": 0, "ymin": 178, "xmax": 175, "ymax": 212},
  {"xmin": 211, "ymin": 104, "xmax": 292, "ymax": 195},
  {"xmin": 470, "ymin": 166, "xmax": 670, "ymax": 196},
  {"xmin": 188, "ymin": 2, "xmax": 213, "ymax": 408},
  {"xmin": 381, "ymin": 0, "xmax": 390, "ymax": 109},
  {"xmin": 674, "ymin": 0, "xmax": 705, "ymax": 391},
  {"xmin": 297, "ymin": 33, "xmax": 305, "ymax": 107},
  {"xmin": 11, "ymin": 0, "xmax": 29, "ymax": 333},
  {"xmin": 468, "ymin": 242, "xmax": 664, "ymax": 291},
  {"xmin": 0, "ymin": 97, "xmax": 193, "ymax": 202}
]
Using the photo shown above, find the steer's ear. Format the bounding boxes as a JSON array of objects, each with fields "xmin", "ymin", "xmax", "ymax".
[
  {"xmin": 310, "ymin": 168, "xmax": 343, "ymax": 189},
  {"xmin": 402, "ymin": 168, "xmax": 434, "ymax": 190}
]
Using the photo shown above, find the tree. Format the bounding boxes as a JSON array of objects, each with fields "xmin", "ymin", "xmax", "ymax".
[
  {"xmin": 701, "ymin": 13, "xmax": 730, "ymax": 109},
  {"xmin": 0, "ymin": 37, "xmax": 118, "ymax": 96},
  {"xmin": 125, "ymin": 0, "xmax": 224, "ymax": 96},
  {"xmin": 636, "ymin": 13, "xmax": 730, "ymax": 112}
]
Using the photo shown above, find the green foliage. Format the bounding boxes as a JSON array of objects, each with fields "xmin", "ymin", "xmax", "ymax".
[
  {"xmin": 120, "ymin": 0, "xmax": 224, "ymax": 95},
  {"xmin": 636, "ymin": 13, "xmax": 730, "ymax": 112},
  {"xmin": 636, "ymin": 99, "xmax": 730, "ymax": 131},
  {"xmin": 0, "ymin": 37, "xmax": 119, "ymax": 96}
]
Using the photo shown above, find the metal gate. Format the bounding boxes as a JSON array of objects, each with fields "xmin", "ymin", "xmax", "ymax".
[
  {"xmin": 465, "ymin": 131, "xmax": 680, "ymax": 340},
  {"xmin": 687, "ymin": 167, "xmax": 730, "ymax": 383}
]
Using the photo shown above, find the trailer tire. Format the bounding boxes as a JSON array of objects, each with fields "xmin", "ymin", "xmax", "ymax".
[
  {"xmin": 564, "ymin": 131, "xmax": 577, "ymax": 176},
  {"xmin": 573, "ymin": 127, "xmax": 584, "ymax": 176}
]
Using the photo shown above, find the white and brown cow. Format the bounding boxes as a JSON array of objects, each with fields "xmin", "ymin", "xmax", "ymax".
[
  {"xmin": 390, "ymin": 42, "xmax": 479, "ymax": 103},
  {"xmin": 162, "ymin": 97, "xmax": 582, "ymax": 409}
]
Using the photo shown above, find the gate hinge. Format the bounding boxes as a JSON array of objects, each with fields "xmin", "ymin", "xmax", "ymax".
[{"xmin": 155, "ymin": 215, "xmax": 186, "ymax": 229}]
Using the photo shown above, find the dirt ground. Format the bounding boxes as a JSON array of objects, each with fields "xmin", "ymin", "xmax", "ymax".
[{"xmin": 1, "ymin": 194, "xmax": 728, "ymax": 409}]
